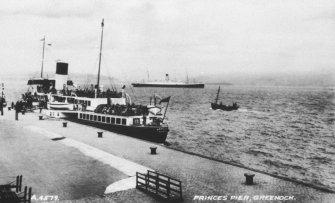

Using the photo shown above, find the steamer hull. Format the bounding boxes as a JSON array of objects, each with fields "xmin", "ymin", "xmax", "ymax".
[{"xmin": 69, "ymin": 111, "xmax": 169, "ymax": 143}]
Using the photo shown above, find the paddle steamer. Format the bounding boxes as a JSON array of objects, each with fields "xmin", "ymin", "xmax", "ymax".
[
  {"xmin": 73, "ymin": 96, "xmax": 170, "ymax": 143},
  {"xmin": 48, "ymin": 19, "xmax": 171, "ymax": 143}
]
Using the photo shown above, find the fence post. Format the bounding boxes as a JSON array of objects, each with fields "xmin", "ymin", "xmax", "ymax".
[
  {"xmin": 19, "ymin": 175, "xmax": 22, "ymax": 192},
  {"xmin": 15, "ymin": 175, "xmax": 19, "ymax": 192},
  {"xmin": 24, "ymin": 186, "xmax": 27, "ymax": 203},
  {"xmin": 167, "ymin": 178, "xmax": 171, "ymax": 200},
  {"xmin": 28, "ymin": 187, "xmax": 32, "ymax": 203},
  {"xmin": 155, "ymin": 174, "xmax": 159, "ymax": 195},
  {"xmin": 180, "ymin": 182, "xmax": 183, "ymax": 200},
  {"xmin": 136, "ymin": 172, "xmax": 138, "ymax": 188}
]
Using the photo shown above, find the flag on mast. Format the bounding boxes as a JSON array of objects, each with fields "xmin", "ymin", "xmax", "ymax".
[{"xmin": 159, "ymin": 96, "xmax": 171, "ymax": 104}]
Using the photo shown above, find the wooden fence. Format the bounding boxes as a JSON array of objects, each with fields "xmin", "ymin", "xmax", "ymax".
[
  {"xmin": 136, "ymin": 170, "xmax": 183, "ymax": 201},
  {"xmin": 0, "ymin": 175, "xmax": 32, "ymax": 203}
]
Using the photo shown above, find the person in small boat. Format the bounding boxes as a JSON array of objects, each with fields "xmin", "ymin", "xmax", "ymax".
[{"xmin": 219, "ymin": 101, "xmax": 227, "ymax": 107}]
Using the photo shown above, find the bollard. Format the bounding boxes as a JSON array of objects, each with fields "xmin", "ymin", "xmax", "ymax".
[
  {"xmin": 15, "ymin": 111, "xmax": 18, "ymax": 120},
  {"xmin": 19, "ymin": 175, "xmax": 22, "ymax": 192},
  {"xmin": 39, "ymin": 115, "xmax": 43, "ymax": 120},
  {"xmin": 39, "ymin": 108, "xmax": 42, "ymax": 113},
  {"xmin": 150, "ymin": 147, "xmax": 157, "ymax": 155},
  {"xmin": 244, "ymin": 173, "xmax": 255, "ymax": 185},
  {"xmin": 63, "ymin": 122, "xmax": 67, "ymax": 127},
  {"xmin": 97, "ymin": 132, "xmax": 103, "ymax": 138},
  {"xmin": 28, "ymin": 187, "xmax": 32, "ymax": 202}
]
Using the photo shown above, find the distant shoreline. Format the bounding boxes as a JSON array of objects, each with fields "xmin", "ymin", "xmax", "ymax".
[
  {"xmin": 205, "ymin": 82, "xmax": 232, "ymax": 85},
  {"xmin": 1, "ymin": 72, "xmax": 334, "ymax": 88}
]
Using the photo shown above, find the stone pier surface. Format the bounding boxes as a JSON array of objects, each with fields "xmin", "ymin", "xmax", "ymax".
[{"xmin": 0, "ymin": 108, "xmax": 334, "ymax": 203}]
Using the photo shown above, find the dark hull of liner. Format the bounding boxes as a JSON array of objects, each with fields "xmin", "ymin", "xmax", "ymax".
[
  {"xmin": 211, "ymin": 103, "xmax": 239, "ymax": 111},
  {"xmin": 67, "ymin": 118, "xmax": 169, "ymax": 143},
  {"xmin": 132, "ymin": 83, "xmax": 205, "ymax": 88}
]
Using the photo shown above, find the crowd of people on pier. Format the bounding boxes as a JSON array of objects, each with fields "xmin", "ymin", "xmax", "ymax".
[
  {"xmin": 4, "ymin": 99, "xmax": 47, "ymax": 114},
  {"xmin": 0, "ymin": 98, "xmax": 26, "ymax": 116},
  {"xmin": 21, "ymin": 93, "xmax": 35, "ymax": 109},
  {"xmin": 21, "ymin": 92, "xmax": 48, "ymax": 109}
]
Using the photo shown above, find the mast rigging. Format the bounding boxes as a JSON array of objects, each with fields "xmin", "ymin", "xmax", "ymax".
[
  {"xmin": 41, "ymin": 36, "xmax": 46, "ymax": 78},
  {"xmin": 97, "ymin": 19, "xmax": 104, "ymax": 92},
  {"xmin": 215, "ymin": 86, "xmax": 220, "ymax": 104}
]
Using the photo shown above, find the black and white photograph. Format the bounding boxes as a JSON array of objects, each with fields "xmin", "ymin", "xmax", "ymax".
[{"xmin": 0, "ymin": 0, "xmax": 334, "ymax": 202}]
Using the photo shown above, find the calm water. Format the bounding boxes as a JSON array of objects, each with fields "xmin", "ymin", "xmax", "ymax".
[{"xmin": 2, "ymin": 78, "xmax": 335, "ymax": 190}]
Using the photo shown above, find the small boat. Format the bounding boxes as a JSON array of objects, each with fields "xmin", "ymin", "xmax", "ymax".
[
  {"xmin": 132, "ymin": 73, "xmax": 205, "ymax": 88},
  {"xmin": 48, "ymin": 98, "xmax": 75, "ymax": 110},
  {"xmin": 211, "ymin": 86, "xmax": 239, "ymax": 111}
]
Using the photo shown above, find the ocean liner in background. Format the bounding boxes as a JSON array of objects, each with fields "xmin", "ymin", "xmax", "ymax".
[{"xmin": 132, "ymin": 73, "xmax": 205, "ymax": 88}]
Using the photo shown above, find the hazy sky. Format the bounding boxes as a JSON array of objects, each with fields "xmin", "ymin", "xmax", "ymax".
[{"xmin": 0, "ymin": 0, "xmax": 334, "ymax": 81}]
